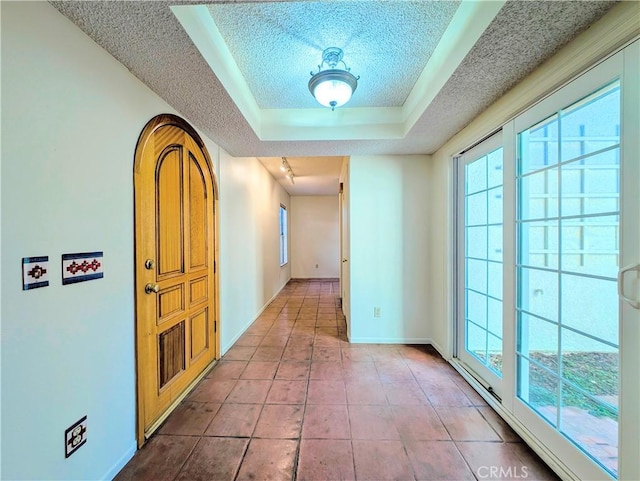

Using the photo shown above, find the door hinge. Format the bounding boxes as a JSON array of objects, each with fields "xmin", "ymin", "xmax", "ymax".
[
  {"xmin": 214, "ymin": 320, "xmax": 217, "ymax": 332},
  {"xmin": 214, "ymin": 260, "xmax": 216, "ymax": 273}
]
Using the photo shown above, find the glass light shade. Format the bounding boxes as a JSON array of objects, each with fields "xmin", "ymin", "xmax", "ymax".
[{"xmin": 308, "ymin": 69, "xmax": 358, "ymax": 110}]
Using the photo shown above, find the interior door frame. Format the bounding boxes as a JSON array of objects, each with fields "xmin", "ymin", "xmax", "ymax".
[
  {"xmin": 133, "ymin": 113, "xmax": 220, "ymax": 447},
  {"xmin": 452, "ymin": 42, "xmax": 639, "ymax": 480}
]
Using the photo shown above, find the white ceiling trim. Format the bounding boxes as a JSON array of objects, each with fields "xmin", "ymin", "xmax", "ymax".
[
  {"xmin": 402, "ymin": 0, "xmax": 506, "ymax": 133},
  {"xmin": 172, "ymin": 0, "xmax": 506, "ymax": 142}
]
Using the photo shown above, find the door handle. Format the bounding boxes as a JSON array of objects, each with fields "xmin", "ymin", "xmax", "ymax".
[
  {"xmin": 618, "ymin": 263, "xmax": 640, "ymax": 309},
  {"xmin": 145, "ymin": 283, "xmax": 160, "ymax": 294}
]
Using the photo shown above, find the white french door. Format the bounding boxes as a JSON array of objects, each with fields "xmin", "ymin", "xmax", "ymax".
[
  {"xmin": 455, "ymin": 41, "xmax": 639, "ymax": 480},
  {"xmin": 456, "ymin": 132, "xmax": 506, "ymax": 398}
]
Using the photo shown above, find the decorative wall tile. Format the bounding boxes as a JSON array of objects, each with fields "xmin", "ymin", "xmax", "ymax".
[
  {"xmin": 62, "ymin": 252, "xmax": 103, "ymax": 285},
  {"xmin": 22, "ymin": 256, "xmax": 50, "ymax": 290}
]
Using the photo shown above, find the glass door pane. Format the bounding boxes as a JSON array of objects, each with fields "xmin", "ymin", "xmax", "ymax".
[
  {"xmin": 516, "ymin": 81, "xmax": 620, "ymax": 477},
  {"xmin": 457, "ymin": 135, "xmax": 504, "ymax": 395}
]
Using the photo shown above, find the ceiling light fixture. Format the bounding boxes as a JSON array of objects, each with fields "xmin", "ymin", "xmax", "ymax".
[
  {"xmin": 309, "ymin": 47, "xmax": 359, "ymax": 111},
  {"xmin": 281, "ymin": 157, "xmax": 295, "ymax": 184}
]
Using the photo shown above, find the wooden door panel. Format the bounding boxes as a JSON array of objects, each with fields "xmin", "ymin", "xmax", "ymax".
[
  {"xmin": 188, "ymin": 156, "xmax": 207, "ymax": 270},
  {"xmin": 189, "ymin": 276, "xmax": 208, "ymax": 306},
  {"xmin": 157, "ymin": 284, "xmax": 185, "ymax": 323},
  {"xmin": 158, "ymin": 321, "xmax": 185, "ymax": 389},
  {"xmin": 189, "ymin": 308, "xmax": 209, "ymax": 361},
  {"xmin": 156, "ymin": 148, "xmax": 184, "ymax": 277},
  {"xmin": 135, "ymin": 116, "xmax": 218, "ymax": 446}
]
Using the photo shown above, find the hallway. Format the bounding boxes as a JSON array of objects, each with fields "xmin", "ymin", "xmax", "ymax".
[{"xmin": 115, "ymin": 279, "xmax": 557, "ymax": 481}]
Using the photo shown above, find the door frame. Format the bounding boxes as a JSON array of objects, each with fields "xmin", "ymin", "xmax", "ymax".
[
  {"xmin": 451, "ymin": 42, "xmax": 640, "ymax": 480},
  {"xmin": 133, "ymin": 113, "xmax": 220, "ymax": 446}
]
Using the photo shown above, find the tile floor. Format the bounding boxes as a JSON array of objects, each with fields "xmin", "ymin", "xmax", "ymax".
[{"xmin": 115, "ymin": 279, "xmax": 558, "ymax": 481}]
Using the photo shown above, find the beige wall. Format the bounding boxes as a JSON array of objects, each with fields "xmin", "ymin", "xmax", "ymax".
[
  {"xmin": 290, "ymin": 196, "xmax": 339, "ymax": 279},
  {"xmin": 348, "ymin": 154, "xmax": 431, "ymax": 343},
  {"xmin": 1, "ymin": 2, "xmax": 290, "ymax": 479}
]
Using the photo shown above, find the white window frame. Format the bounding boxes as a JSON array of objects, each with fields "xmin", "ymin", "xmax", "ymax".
[{"xmin": 279, "ymin": 204, "xmax": 288, "ymax": 266}]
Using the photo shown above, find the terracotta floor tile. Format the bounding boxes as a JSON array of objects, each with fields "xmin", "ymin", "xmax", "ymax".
[
  {"xmin": 375, "ymin": 360, "xmax": 415, "ymax": 382},
  {"xmin": 276, "ymin": 361, "xmax": 310, "ymax": 380},
  {"xmin": 352, "ymin": 440, "xmax": 415, "ymax": 481},
  {"xmin": 302, "ymin": 404, "xmax": 350, "ymax": 439},
  {"xmin": 175, "ymin": 437, "xmax": 248, "ymax": 481},
  {"xmin": 452, "ymin": 377, "xmax": 490, "ymax": 406},
  {"xmin": 114, "ymin": 435, "xmax": 198, "ymax": 481},
  {"xmin": 312, "ymin": 347, "xmax": 342, "ymax": 361},
  {"xmin": 204, "ymin": 403, "xmax": 262, "ymax": 437},
  {"xmin": 222, "ymin": 346, "xmax": 256, "ymax": 361},
  {"xmin": 391, "ymin": 405, "xmax": 450, "ymax": 440},
  {"xmin": 297, "ymin": 439, "xmax": 355, "ymax": 481},
  {"xmin": 478, "ymin": 406, "xmax": 522, "ymax": 442},
  {"xmin": 159, "ymin": 402, "xmax": 220, "ymax": 436},
  {"xmin": 287, "ymin": 335, "xmax": 314, "ymax": 348},
  {"xmin": 313, "ymin": 335, "xmax": 342, "ymax": 348},
  {"xmin": 348, "ymin": 405, "xmax": 399, "ymax": 439},
  {"xmin": 406, "ymin": 362, "xmax": 453, "ymax": 383},
  {"xmin": 421, "ymin": 384, "xmax": 473, "ymax": 407},
  {"xmin": 266, "ymin": 380, "xmax": 308, "ymax": 404},
  {"xmin": 341, "ymin": 348, "xmax": 373, "ymax": 362},
  {"xmin": 188, "ymin": 379, "xmax": 236, "ymax": 403},
  {"xmin": 283, "ymin": 347, "xmax": 313, "ymax": 361},
  {"xmin": 260, "ymin": 335, "xmax": 289, "ymax": 347},
  {"xmin": 239, "ymin": 361, "xmax": 278, "ymax": 380},
  {"xmin": 236, "ymin": 439, "xmax": 297, "ymax": 481},
  {"xmin": 342, "ymin": 361, "xmax": 379, "ymax": 381},
  {"xmin": 116, "ymin": 280, "xmax": 555, "ymax": 481},
  {"xmin": 234, "ymin": 335, "xmax": 263, "ymax": 347},
  {"xmin": 345, "ymin": 379, "xmax": 388, "ymax": 405},
  {"xmin": 307, "ymin": 380, "xmax": 347, "ymax": 404},
  {"xmin": 226, "ymin": 379, "xmax": 272, "ymax": 404},
  {"xmin": 435, "ymin": 407, "xmax": 502, "ymax": 441},
  {"xmin": 399, "ymin": 345, "xmax": 435, "ymax": 361},
  {"xmin": 253, "ymin": 404, "xmax": 304, "ymax": 438},
  {"xmin": 244, "ymin": 325, "xmax": 271, "ymax": 336},
  {"xmin": 383, "ymin": 380, "xmax": 429, "ymax": 405},
  {"xmin": 510, "ymin": 443, "xmax": 561, "ymax": 480},
  {"xmin": 457, "ymin": 441, "xmax": 539, "ymax": 480},
  {"xmin": 310, "ymin": 361, "xmax": 343, "ymax": 380},
  {"xmin": 206, "ymin": 361, "xmax": 247, "ymax": 380},
  {"xmin": 405, "ymin": 440, "xmax": 475, "ymax": 480},
  {"xmin": 369, "ymin": 347, "xmax": 403, "ymax": 362},
  {"xmin": 251, "ymin": 346, "xmax": 284, "ymax": 361}
]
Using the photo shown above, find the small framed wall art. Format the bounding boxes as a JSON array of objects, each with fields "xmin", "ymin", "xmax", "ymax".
[
  {"xmin": 22, "ymin": 256, "xmax": 50, "ymax": 290},
  {"xmin": 62, "ymin": 252, "xmax": 104, "ymax": 285}
]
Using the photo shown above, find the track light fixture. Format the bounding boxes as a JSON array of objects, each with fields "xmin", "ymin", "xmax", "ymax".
[{"xmin": 281, "ymin": 157, "xmax": 295, "ymax": 184}]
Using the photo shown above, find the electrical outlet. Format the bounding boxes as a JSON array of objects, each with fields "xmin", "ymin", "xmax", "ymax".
[
  {"xmin": 373, "ymin": 307, "xmax": 381, "ymax": 318},
  {"xmin": 65, "ymin": 416, "xmax": 87, "ymax": 458}
]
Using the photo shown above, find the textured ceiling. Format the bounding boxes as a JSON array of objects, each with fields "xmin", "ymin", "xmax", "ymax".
[
  {"xmin": 208, "ymin": 1, "xmax": 460, "ymax": 109},
  {"xmin": 50, "ymin": 0, "xmax": 618, "ymax": 194},
  {"xmin": 258, "ymin": 156, "xmax": 346, "ymax": 195}
]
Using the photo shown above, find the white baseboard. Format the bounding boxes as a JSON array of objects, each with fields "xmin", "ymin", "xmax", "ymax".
[
  {"xmin": 221, "ymin": 281, "xmax": 289, "ymax": 354},
  {"xmin": 103, "ymin": 442, "xmax": 136, "ymax": 480}
]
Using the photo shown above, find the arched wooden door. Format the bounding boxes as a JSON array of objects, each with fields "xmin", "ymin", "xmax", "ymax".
[{"xmin": 134, "ymin": 114, "xmax": 219, "ymax": 446}]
